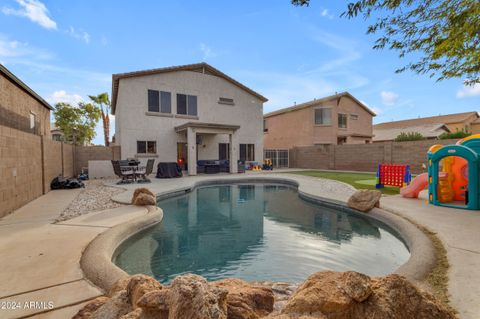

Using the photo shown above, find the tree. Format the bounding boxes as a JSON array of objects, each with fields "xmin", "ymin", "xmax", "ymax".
[
  {"xmin": 89, "ymin": 93, "xmax": 111, "ymax": 146},
  {"xmin": 439, "ymin": 129, "xmax": 471, "ymax": 140},
  {"xmin": 291, "ymin": 0, "xmax": 480, "ymax": 85},
  {"xmin": 53, "ymin": 102, "xmax": 101, "ymax": 145}
]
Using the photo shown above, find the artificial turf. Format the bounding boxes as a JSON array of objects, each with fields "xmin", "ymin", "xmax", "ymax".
[{"xmin": 288, "ymin": 170, "xmax": 400, "ymax": 195}]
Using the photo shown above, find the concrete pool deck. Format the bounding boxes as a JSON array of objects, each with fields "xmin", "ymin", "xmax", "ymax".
[{"xmin": 0, "ymin": 170, "xmax": 477, "ymax": 318}]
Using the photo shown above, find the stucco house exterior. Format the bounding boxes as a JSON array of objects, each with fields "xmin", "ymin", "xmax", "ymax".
[
  {"xmin": 112, "ymin": 63, "xmax": 267, "ymax": 175},
  {"xmin": 0, "ymin": 64, "xmax": 52, "ymax": 137},
  {"xmin": 263, "ymin": 92, "xmax": 375, "ymax": 149}
]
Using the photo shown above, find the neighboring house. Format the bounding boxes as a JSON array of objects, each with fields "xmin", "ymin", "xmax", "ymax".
[
  {"xmin": 373, "ymin": 123, "xmax": 450, "ymax": 142},
  {"xmin": 471, "ymin": 118, "xmax": 480, "ymax": 134},
  {"xmin": 50, "ymin": 123, "xmax": 64, "ymax": 141},
  {"xmin": 0, "ymin": 63, "xmax": 52, "ymax": 137},
  {"xmin": 263, "ymin": 92, "xmax": 376, "ymax": 149},
  {"xmin": 373, "ymin": 111, "xmax": 479, "ymax": 142},
  {"xmin": 112, "ymin": 62, "xmax": 267, "ymax": 175}
]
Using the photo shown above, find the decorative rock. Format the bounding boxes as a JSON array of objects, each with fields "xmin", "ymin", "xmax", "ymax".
[
  {"xmin": 212, "ymin": 278, "xmax": 275, "ymax": 319},
  {"xmin": 347, "ymin": 190, "xmax": 381, "ymax": 212},
  {"xmin": 126, "ymin": 274, "xmax": 163, "ymax": 308},
  {"xmin": 131, "ymin": 188, "xmax": 156, "ymax": 204},
  {"xmin": 341, "ymin": 272, "xmax": 372, "ymax": 302},
  {"xmin": 72, "ymin": 296, "xmax": 109, "ymax": 319},
  {"xmin": 137, "ymin": 274, "xmax": 228, "ymax": 319},
  {"xmin": 279, "ymin": 271, "xmax": 456, "ymax": 319},
  {"xmin": 88, "ymin": 291, "xmax": 132, "ymax": 319},
  {"xmin": 108, "ymin": 277, "xmax": 131, "ymax": 297},
  {"xmin": 133, "ymin": 193, "xmax": 156, "ymax": 206}
]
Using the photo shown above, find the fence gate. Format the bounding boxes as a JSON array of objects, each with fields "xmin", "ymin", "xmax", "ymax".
[{"xmin": 264, "ymin": 149, "xmax": 289, "ymax": 168}]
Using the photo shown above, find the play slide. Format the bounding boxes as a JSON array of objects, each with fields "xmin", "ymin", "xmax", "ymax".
[{"xmin": 400, "ymin": 173, "xmax": 428, "ymax": 198}]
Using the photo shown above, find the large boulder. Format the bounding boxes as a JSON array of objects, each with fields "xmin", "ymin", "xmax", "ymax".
[
  {"xmin": 132, "ymin": 188, "xmax": 156, "ymax": 206},
  {"xmin": 126, "ymin": 274, "xmax": 163, "ymax": 308},
  {"xmin": 212, "ymin": 278, "xmax": 275, "ymax": 319},
  {"xmin": 347, "ymin": 190, "xmax": 381, "ymax": 212},
  {"xmin": 278, "ymin": 271, "xmax": 456, "ymax": 319},
  {"xmin": 136, "ymin": 274, "xmax": 228, "ymax": 319},
  {"xmin": 72, "ymin": 296, "xmax": 109, "ymax": 319}
]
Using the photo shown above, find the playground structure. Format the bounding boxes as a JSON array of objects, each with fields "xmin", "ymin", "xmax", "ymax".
[
  {"xmin": 376, "ymin": 164, "xmax": 411, "ymax": 189},
  {"xmin": 400, "ymin": 134, "xmax": 480, "ymax": 210}
]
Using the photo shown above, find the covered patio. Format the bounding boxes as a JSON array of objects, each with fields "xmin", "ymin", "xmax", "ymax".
[{"xmin": 175, "ymin": 122, "xmax": 240, "ymax": 175}]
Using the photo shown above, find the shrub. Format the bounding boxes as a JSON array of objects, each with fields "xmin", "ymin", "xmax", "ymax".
[
  {"xmin": 394, "ymin": 132, "xmax": 425, "ymax": 142},
  {"xmin": 438, "ymin": 129, "xmax": 471, "ymax": 140}
]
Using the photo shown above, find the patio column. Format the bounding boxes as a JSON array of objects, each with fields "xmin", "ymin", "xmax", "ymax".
[
  {"xmin": 187, "ymin": 127, "xmax": 197, "ymax": 175},
  {"xmin": 229, "ymin": 131, "xmax": 238, "ymax": 174}
]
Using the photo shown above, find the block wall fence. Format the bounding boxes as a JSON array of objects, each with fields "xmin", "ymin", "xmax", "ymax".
[
  {"xmin": 289, "ymin": 139, "xmax": 459, "ymax": 174},
  {"xmin": 0, "ymin": 124, "xmax": 120, "ymax": 218}
]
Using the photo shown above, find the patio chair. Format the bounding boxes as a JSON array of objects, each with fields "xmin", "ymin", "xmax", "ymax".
[
  {"xmin": 136, "ymin": 159, "xmax": 155, "ymax": 183},
  {"xmin": 111, "ymin": 160, "xmax": 135, "ymax": 184}
]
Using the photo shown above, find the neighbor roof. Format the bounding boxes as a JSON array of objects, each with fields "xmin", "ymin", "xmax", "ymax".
[
  {"xmin": 0, "ymin": 63, "xmax": 53, "ymax": 110},
  {"xmin": 373, "ymin": 123, "xmax": 450, "ymax": 142},
  {"xmin": 374, "ymin": 111, "xmax": 479, "ymax": 130},
  {"xmin": 263, "ymin": 92, "xmax": 376, "ymax": 118},
  {"xmin": 111, "ymin": 62, "xmax": 268, "ymax": 114}
]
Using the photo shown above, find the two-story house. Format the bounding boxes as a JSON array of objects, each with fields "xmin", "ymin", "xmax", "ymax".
[
  {"xmin": 263, "ymin": 92, "xmax": 375, "ymax": 149},
  {"xmin": 112, "ymin": 63, "xmax": 267, "ymax": 175}
]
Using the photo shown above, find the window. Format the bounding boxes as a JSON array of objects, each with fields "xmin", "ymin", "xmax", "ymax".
[
  {"xmin": 263, "ymin": 119, "xmax": 268, "ymax": 132},
  {"xmin": 148, "ymin": 90, "xmax": 171, "ymax": 113},
  {"xmin": 29, "ymin": 112, "xmax": 36, "ymax": 129},
  {"xmin": 350, "ymin": 114, "xmax": 359, "ymax": 120},
  {"xmin": 219, "ymin": 143, "xmax": 230, "ymax": 160},
  {"xmin": 314, "ymin": 108, "xmax": 331, "ymax": 125},
  {"xmin": 177, "ymin": 94, "xmax": 197, "ymax": 116},
  {"xmin": 338, "ymin": 113, "xmax": 348, "ymax": 128},
  {"xmin": 240, "ymin": 144, "xmax": 255, "ymax": 161},
  {"xmin": 137, "ymin": 141, "xmax": 157, "ymax": 154},
  {"xmin": 218, "ymin": 97, "xmax": 234, "ymax": 105}
]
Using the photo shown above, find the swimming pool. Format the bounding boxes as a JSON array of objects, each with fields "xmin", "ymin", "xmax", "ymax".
[{"xmin": 114, "ymin": 183, "xmax": 410, "ymax": 284}]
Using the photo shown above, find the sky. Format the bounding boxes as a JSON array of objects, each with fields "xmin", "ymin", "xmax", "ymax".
[{"xmin": 0, "ymin": 0, "xmax": 478, "ymax": 145}]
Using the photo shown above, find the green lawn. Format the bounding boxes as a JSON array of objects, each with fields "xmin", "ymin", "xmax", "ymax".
[{"xmin": 288, "ymin": 170, "xmax": 400, "ymax": 195}]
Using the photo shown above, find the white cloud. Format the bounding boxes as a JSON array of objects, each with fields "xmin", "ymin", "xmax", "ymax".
[
  {"xmin": 320, "ymin": 8, "xmax": 334, "ymax": 19},
  {"xmin": 199, "ymin": 43, "xmax": 217, "ymax": 60},
  {"xmin": 361, "ymin": 100, "xmax": 381, "ymax": 115},
  {"xmin": 66, "ymin": 26, "xmax": 90, "ymax": 44},
  {"xmin": 2, "ymin": 0, "xmax": 57, "ymax": 30},
  {"xmin": 0, "ymin": 35, "xmax": 52, "ymax": 60},
  {"xmin": 47, "ymin": 90, "xmax": 84, "ymax": 105},
  {"xmin": 457, "ymin": 83, "xmax": 480, "ymax": 98},
  {"xmin": 380, "ymin": 91, "xmax": 399, "ymax": 106}
]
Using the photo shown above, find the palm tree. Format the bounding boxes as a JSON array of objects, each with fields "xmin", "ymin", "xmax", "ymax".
[{"xmin": 89, "ymin": 93, "xmax": 111, "ymax": 146}]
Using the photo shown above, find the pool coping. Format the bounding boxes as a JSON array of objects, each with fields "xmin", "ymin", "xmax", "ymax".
[{"xmin": 81, "ymin": 176, "xmax": 435, "ymax": 293}]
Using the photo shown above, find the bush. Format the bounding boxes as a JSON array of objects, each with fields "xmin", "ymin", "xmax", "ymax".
[
  {"xmin": 438, "ymin": 129, "xmax": 471, "ymax": 140},
  {"xmin": 394, "ymin": 132, "xmax": 425, "ymax": 142}
]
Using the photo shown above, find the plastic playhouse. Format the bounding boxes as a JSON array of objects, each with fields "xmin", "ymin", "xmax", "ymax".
[{"xmin": 400, "ymin": 134, "xmax": 480, "ymax": 210}]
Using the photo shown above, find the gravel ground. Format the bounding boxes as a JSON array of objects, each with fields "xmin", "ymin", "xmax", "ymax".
[{"xmin": 56, "ymin": 180, "xmax": 126, "ymax": 222}]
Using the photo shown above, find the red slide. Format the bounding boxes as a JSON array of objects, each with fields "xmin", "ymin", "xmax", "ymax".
[{"xmin": 400, "ymin": 173, "xmax": 428, "ymax": 198}]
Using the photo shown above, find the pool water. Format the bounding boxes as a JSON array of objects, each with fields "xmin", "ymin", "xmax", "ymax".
[{"xmin": 114, "ymin": 184, "xmax": 410, "ymax": 284}]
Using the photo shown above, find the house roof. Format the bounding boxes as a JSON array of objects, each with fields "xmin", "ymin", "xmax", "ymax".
[
  {"xmin": 374, "ymin": 111, "xmax": 479, "ymax": 130},
  {"xmin": 111, "ymin": 62, "xmax": 268, "ymax": 114},
  {"xmin": 373, "ymin": 123, "xmax": 450, "ymax": 142},
  {"xmin": 263, "ymin": 92, "xmax": 376, "ymax": 118},
  {"xmin": 0, "ymin": 63, "xmax": 53, "ymax": 110}
]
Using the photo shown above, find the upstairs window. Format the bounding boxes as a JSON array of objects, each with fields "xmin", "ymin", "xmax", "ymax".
[
  {"xmin": 314, "ymin": 108, "xmax": 331, "ymax": 125},
  {"xmin": 350, "ymin": 114, "xmax": 359, "ymax": 120},
  {"xmin": 177, "ymin": 94, "xmax": 197, "ymax": 116},
  {"xmin": 148, "ymin": 90, "xmax": 171, "ymax": 113},
  {"xmin": 218, "ymin": 97, "xmax": 234, "ymax": 105},
  {"xmin": 338, "ymin": 113, "xmax": 348, "ymax": 128},
  {"xmin": 263, "ymin": 119, "xmax": 268, "ymax": 132},
  {"xmin": 29, "ymin": 112, "xmax": 36, "ymax": 129},
  {"xmin": 137, "ymin": 140, "xmax": 157, "ymax": 154}
]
